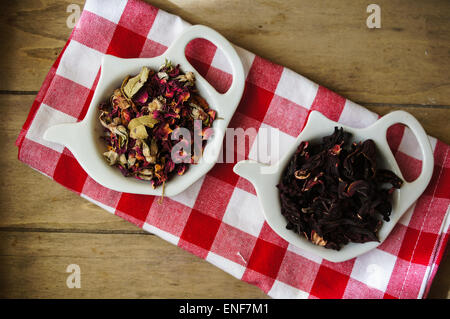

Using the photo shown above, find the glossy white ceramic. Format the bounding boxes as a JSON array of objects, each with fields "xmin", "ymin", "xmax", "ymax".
[
  {"xmin": 233, "ymin": 110, "xmax": 434, "ymax": 262},
  {"xmin": 44, "ymin": 25, "xmax": 245, "ymax": 196}
]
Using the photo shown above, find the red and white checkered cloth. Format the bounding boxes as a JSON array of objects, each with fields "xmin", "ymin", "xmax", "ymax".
[{"xmin": 16, "ymin": 0, "xmax": 450, "ymax": 299}]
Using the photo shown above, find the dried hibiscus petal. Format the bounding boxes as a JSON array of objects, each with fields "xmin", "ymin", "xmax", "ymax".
[{"xmin": 277, "ymin": 127, "xmax": 403, "ymax": 250}]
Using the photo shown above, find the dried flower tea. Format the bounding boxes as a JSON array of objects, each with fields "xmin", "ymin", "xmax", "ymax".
[
  {"xmin": 277, "ymin": 127, "xmax": 403, "ymax": 250},
  {"xmin": 98, "ymin": 61, "xmax": 216, "ymax": 188}
]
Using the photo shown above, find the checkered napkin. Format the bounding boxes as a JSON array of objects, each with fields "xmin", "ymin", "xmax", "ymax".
[{"xmin": 16, "ymin": 0, "xmax": 450, "ymax": 299}]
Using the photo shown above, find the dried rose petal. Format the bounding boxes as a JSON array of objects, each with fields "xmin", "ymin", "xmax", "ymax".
[{"xmin": 98, "ymin": 61, "xmax": 216, "ymax": 189}]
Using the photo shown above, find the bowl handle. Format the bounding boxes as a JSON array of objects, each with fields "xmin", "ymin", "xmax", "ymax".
[
  {"xmin": 370, "ymin": 110, "xmax": 434, "ymax": 212},
  {"xmin": 164, "ymin": 25, "xmax": 245, "ymax": 120}
]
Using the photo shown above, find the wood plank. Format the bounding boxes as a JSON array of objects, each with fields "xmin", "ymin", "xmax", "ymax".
[
  {"xmin": 0, "ymin": 0, "xmax": 83, "ymax": 92},
  {"xmin": 0, "ymin": 94, "xmax": 144, "ymax": 232},
  {"xmin": 1, "ymin": 0, "xmax": 449, "ymax": 105},
  {"xmin": 0, "ymin": 230, "xmax": 269, "ymax": 298}
]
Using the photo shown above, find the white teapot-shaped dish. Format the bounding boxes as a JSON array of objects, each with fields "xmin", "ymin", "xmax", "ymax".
[
  {"xmin": 233, "ymin": 110, "xmax": 434, "ymax": 262},
  {"xmin": 44, "ymin": 25, "xmax": 245, "ymax": 197}
]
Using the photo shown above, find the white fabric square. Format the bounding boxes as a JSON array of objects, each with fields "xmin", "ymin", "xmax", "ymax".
[
  {"xmin": 275, "ymin": 68, "xmax": 318, "ymax": 109},
  {"xmin": 287, "ymin": 243, "xmax": 323, "ymax": 264},
  {"xmin": 350, "ymin": 249, "xmax": 397, "ymax": 292},
  {"xmin": 223, "ymin": 188, "xmax": 265, "ymax": 237},
  {"xmin": 398, "ymin": 126, "xmax": 437, "ymax": 160},
  {"xmin": 234, "ymin": 46, "xmax": 255, "ymax": 79},
  {"xmin": 206, "ymin": 252, "xmax": 246, "ymax": 280},
  {"xmin": 56, "ymin": 40, "xmax": 103, "ymax": 89},
  {"xmin": 83, "ymin": 0, "xmax": 127, "ymax": 24},
  {"xmin": 248, "ymin": 123, "xmax": 296, "ymax": 165},
  {"xmin": 169, "ymin": 176, "xmax": 205, "ymax": 208},
  {"xmin": 398, "ymin": 202, "xmax": 416, "ymax": 227},
  {"xmin": 338, "ymin": 100, "xmax": 379, "ymax": 128},
  {"xmin": 147, "ymin": 10, "xmax": 190, "ymax": 47},
  {"xmin": 268, "ymin": 280, "xmax": 309, "ymax": 299},
  {"xmin": 26, "ymin": 103, "xmax": 77, "ymax": 153},
  {"xmin": 210, "ymin": 46, "xmax": 233, "ymax": 74},
  {"xmin": 143, "ymin": 223, "xmax": 180, "ymax": 246}
]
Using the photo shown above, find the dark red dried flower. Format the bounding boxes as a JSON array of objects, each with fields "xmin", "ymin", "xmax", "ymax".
[{"xmin": 277, "ymin": 127, "xmax": 403, "ymax": 250}]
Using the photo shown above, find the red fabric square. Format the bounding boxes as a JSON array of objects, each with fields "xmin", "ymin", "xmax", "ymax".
[
  {"xmin": 398, "ymin": 227, "xmax": 420, "ymax": 262},
  {"xmin": 236, "ymin": 177, "xmax": 256, "ymax": 195},
  {"xmin": 264, "ymin": 94, "xmax": 309, "ymax": 137},
  {"xmin": 424, "ymin": 164, "xmax": 444, "ymax": 197},
  {"xmin": 394, "ymin": 151, "xmax": 422, "ymax": 183},
  {"xmin": 411, "ymin": 231, "xmax": 438, "ymax": 265},
  {"xmin": 118, "ymin": 0, "xmax": 158, "ymax": 37},
  {"xmin": 205, "ymin": 65, "xmax": 232, "ymax": 94},
  {"xmin": 422, "ymin": 198, "xmax": 450, "ymax": 233},
  {"xmin": 210, "ymin": 223, "xmax": 258, "ymax": 266},
  {"xmin": 146, "ymin": 198, "xmax": 192, "ymax": 237},
  {"xmin": 246, "ymin": 238, "xmax": 287, "ymax": 279},
  {"xmin": 35, "ymin": 66, "xmax": 57, "ymax": 103},
  {"xmin": 18, "ymin": 139, "xmax": 61, "ymax": 177},
  {"xmin": 139, "ymin": 38, "xmax": 167, "ymax": 58},
  {"xmin": 237, "ymin": 82, "xmax": 274, "ymax": 122},
  {"xmin": 53, "ymin": 151, "xmax": 88, "ymax": 193},
  {"xmin": 241, "ymin": 268, "xmax": 275, "ymax": 294},
  {"xmin": 193, "ymin": 175, "xmax": 235, "ymax": 219},
  {"xmin": 78, "ymin": 88, "xmax": 95, "ymax": 121},
  {"xmin": 321, "ymin": 258, "xmax": 355, "ymax": 276},
  {"xmin": 310, "ymin": 86, "xmax": 346, "ymax": 122},
  {"xmin": 81, "ymin": 176, "xmax": 121, "ymax": 209},
  {"xmin": 78, "ymin": 70, "xmax": 100, "ymax": 121},
  {"xmin": 309, "ymin": 265, "xmax": 350, "ymax": 299},
  {"xmin": 115, "ymin": 193, "xmax": 154, "ymax": 227},
  {"xmin": 227, "ymin": 111, "xmax": 261, "ymax": 160},
  {"xmin": 185, "ymin": 38, "xmax": 217, "ymax": 66},
  {"xmin": 277, "ymin": 250, "xmax": 321, "ymax": 292},
  {"xmin": 386, "ymin": 123, "xmax": 405, "ymax": 154},
  {"xmin": 207, "ymin": 162, "xmax": 239, "ymax": 187},
  {"xmin": 180, "ymin": 209, "xmax": 221, "ymax": 250},
  {"xmin": 343, "ymin": 278, "xmax": 384, "ymax": 299},
  {"xmin": 106, "ymin": 25, "xmax": 146, "ymax": 58},
  {"xmin": 434, "ymin": 140, "xmax": 450, "ymax": 169},
  {"xmin": 186, "ymin": 57, "xmax": 210, "ymax": 79},
  {"xmin": 385, "ymin": 258, "xmax": 427, "ymax": 298},
  {"xmin": 406, "ymin": 195, "xmax": 445, "ymax": 233},
  {"xmin": 246, "ymin": 56, "xmax": 283, "ymax": 92},
  {"xmin": 383, "ymin": 292, "xmax": 398, "ymax": 299},
  {"xmin": 258, "ymin": 222, "xmax": 288, "ymax": 248},
  {"xmin": 435, "ymin": 166, "xmax": 450, "ymax": 199},
  {"xmin": 72, "ymin": 10, "xmax": 116, "ymax": 53},
  {"xmin": 42, "ymin": 75, "xmax": 91, "ymax": 118}
]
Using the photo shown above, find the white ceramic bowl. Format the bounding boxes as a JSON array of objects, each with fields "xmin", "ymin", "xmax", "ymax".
[
  {"xmin": 233, "ymin": 110, "xmax": 434, "ymax": 262},
  {"xmin": 44, "ymin": 25, "xmax": 245, "ymax": 196}
]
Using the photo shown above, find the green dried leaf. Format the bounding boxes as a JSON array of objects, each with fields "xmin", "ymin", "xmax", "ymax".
[
  {"xmin": 129, "ymin": 125, "xmax": 148, "ymax": 140},
  {"xmin": 123, "ymin": 67, "xmax": 150, "ymax": 99},
  {"xmin": 128, "ymin": 115, "xmax": 159, "ymax": 131}
]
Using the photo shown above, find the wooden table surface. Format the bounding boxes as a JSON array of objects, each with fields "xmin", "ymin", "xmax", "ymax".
[{"xmin": 0, "ymin": 0, "xmax": 449, "ymax": 298}]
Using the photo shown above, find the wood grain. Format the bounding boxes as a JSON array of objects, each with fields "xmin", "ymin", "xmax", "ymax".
[
  {"xmin": 2, "ymin": 0, "xmax": 450, "ymax": 106},
  {"xmin": 0, "ymin": 231, "xmax": 269, "ymax": 298},
  {"xmin": 1, "ymin": 0, "xmax": 449, "ymax": 299}
]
